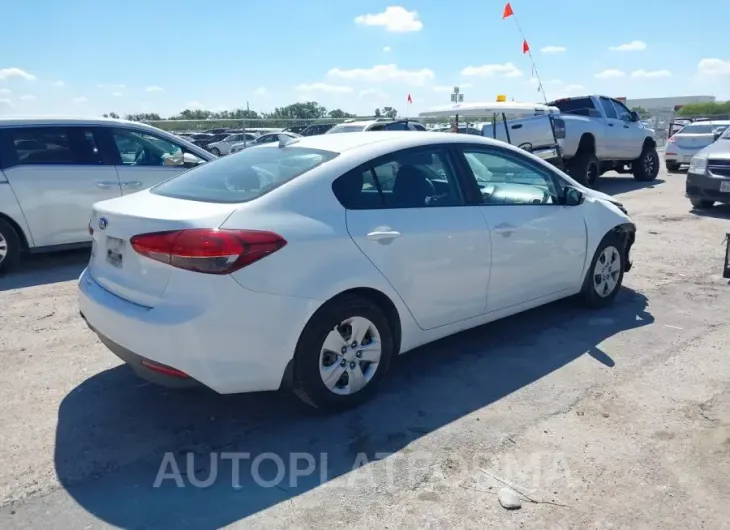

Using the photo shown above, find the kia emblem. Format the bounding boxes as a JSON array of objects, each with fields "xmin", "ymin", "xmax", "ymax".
[{"xmin": 98, "ymin": 217, "xmax": 108, "ymax": 230}]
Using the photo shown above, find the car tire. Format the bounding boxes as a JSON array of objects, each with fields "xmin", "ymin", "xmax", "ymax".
[
  {"xmin": 292, "ymin": 294, "xmax": 395, "ymax": 412},
  {"xmin": 665, "ymin": 161, "xmax": 680, "ymax": 172},
  {"xmin": 0, "ymin": 218, "xmax": 22, "ymax": 274},
  {"xmin": 568, "ymin": 152, "xmax": 600, "ymax": 188},
  {"xmin": 633, "ymin": 145, "xmax": 660, "ymax": 181},
  {"xmin": 210, "ymin": 147, "xmax": 220, "ymax": 156},
  {"xmin": 579, "ymin": 231, "xmax": 625, "ymax": 309},
  {"xmin": 690, "ymin": 197, "xmax": 714, "ymax": 209}
]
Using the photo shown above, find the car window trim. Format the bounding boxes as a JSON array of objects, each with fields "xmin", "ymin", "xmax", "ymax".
[{"xmin": 451, "ymin": 143, "xmax": 567, "ymax": 207}]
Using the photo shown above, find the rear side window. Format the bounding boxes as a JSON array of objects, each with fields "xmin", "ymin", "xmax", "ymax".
[
  {"xmin": 151, "ymin": 146, "xmax": 338, "ymax": 203},
  {"xmin": 549, "ymin": 97, "xmax": 597, "ymax": 117},
  {"xmin": 12, "ymin": 127, "xmax": 73, "ymax": 164},
  {"xmin": 677, "ymin": 123, "xmax": 717, "ymax": 135}
]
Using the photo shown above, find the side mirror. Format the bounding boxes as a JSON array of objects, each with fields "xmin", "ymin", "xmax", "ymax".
[
  {"xmin": 629, "ymin": 111, "xmax": 639, "ymax": 122},
  {"xmin": 183, "ymin": 152, "xmax": 205, "ymax": 168},
  {"xmin": 713, "ymin": 130, "xmax": 722, "ymax": 142},
  {"xmin": 564, "ymin": 187, "xmax": 584, "ymax": 206}
]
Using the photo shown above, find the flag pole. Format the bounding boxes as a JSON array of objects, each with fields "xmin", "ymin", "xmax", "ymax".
[{"xmin": 503, "ymin": 2, "xmax": 549, "ymax": 104}]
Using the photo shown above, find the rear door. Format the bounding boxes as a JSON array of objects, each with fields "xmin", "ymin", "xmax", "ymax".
[
  {"xmin": 101, "ymin": 126, "xmax": 206, "ymax": 194},
  {"xmin": 0, "ymin": 125, "xmax": 121, "ymax": 247},
  {"xmin": 598, "ymin": 96, "xmax": 625, "ymax": 158},
  {"xmin": 335, "ymin": 145, "xmax": 491, "ymax": 330}
]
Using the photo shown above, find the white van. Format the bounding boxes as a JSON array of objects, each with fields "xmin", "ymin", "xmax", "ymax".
[{"xmin": 0, "ymin": 117, "xmax": 215, "ymax": 272}]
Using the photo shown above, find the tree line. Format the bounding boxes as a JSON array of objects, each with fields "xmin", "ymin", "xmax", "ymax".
[{"xmin": 631, "ymin": 100, "xmax": 730, "ymax": 120}]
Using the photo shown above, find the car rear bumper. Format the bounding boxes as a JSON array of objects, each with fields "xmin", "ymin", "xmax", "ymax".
[
  {"xmin": 686, "ymin": 171, "xmax": 730, "ymax": 204},
  {"xmin": 78, "ymin": 267, "xmax": 321, "ymax": 394},
  {"xmin": 664, "ymin": 146, "xmax": 705, "ymax": 164}
]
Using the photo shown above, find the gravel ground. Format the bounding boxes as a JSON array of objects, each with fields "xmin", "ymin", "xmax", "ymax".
[{"xmin": 0, "ymin": 168, "xmax": 728, "ymax": 529}]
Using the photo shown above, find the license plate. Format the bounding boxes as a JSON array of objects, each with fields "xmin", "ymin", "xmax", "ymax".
[
  {"xmin": 106, "ymin": 236, "xmax": 125, "ymax": 268},
  {"xmin": 721, "ymin": 181, "xmax": 730, "ymax": 193}
]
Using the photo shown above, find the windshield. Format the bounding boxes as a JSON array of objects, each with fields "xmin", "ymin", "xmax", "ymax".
[
  {"xmin": 151, "ymin": 146, "xmax": 338, "ymax": 203},
  {"xmin": 677, "ymin": 123, "xmax": 717, "ymax": 135},
  {"xmin": 326, "ymin": 125, "xmax": 367, "ymax": 134}
]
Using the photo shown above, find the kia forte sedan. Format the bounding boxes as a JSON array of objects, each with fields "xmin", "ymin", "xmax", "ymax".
[{"xmin": 78, "ymin": 132, "xmax": 636, "ymax": 411}]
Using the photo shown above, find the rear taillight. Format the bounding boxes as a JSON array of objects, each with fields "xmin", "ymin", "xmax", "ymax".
[
  {"xmin": 667, "ymin": 136, "xmax": 676, "ymax": 143},
  {"xmin": 130, "ymin": 229, "xmax": 286, "ymax": 275},
  {"xmin": 553, "ymin": 118, "xmax": 566, "ymax": 139}
]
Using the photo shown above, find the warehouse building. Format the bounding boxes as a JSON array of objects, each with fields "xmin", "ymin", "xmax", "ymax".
[{"xmin": 622, "ymin": 95, "xmax": 716, "ymax": 111}]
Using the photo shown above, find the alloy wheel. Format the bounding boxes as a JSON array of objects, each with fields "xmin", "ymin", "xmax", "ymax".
[
  {"xmin": 0, "ymin": 231, "xmax": 7, "ymax": 265},
  {"xmin": 593, "ymin": 245, "xmax": 621, "ymax": 297}
]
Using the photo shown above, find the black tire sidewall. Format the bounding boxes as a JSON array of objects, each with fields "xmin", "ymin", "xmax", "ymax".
[
  {"xmin": 293, "ymin": 294, "xmax": 395, "ymax": 411},
  {"xmin": 634, "ymin": 147, "xmax": 659, "ymax": 181},
  {"xmin": 0, "ymin": 219, "xmax": 21, "ymax": 274},
  {"xmin": 581, "ymin": 232, "xmax": 625, "ymax": 308},
  {"xmin": 211, "ymin": 148, "xmax": 220, "ymax": 156},
  {"xmin": 569, "ymin": 153, "xmax": 600, "ymax": 188}
]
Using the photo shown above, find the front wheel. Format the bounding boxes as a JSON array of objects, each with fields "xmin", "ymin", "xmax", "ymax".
[
  {"xmin": 292, "ymin": 294, "xmax": 395, "ymax": 411},
  {"xmin": 210, "ymin": 147, "xmax": 221, "ymax": 156},
  {"xmin": 580, "ymin": 232, "xmax": 625, "ymax": 308},
  {"xmin": 633, "ymin": 146, "xmax": 660, "ymax": 181},
  {"xmin": 0, "ymin": 218, "xmax": 22, "ymax": 274}
]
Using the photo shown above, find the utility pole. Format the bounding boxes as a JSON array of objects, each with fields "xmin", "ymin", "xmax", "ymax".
[{"xmin": 450, "ymin": 86, "xmax": 464, "ymax": 131}]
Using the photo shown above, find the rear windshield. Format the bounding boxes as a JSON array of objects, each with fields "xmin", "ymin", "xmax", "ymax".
[
  {"xmin": 548, "ymin": 97, "xmax": 597, "ymax": 117},
  {"xmin": 151, "ymin": 146, "xmax": 338, "ymax": 203},
  {"xmin": 677, "ymin": 123, "xmax": 717, "ymax": 134},
  {"xmin": 327, "ymin": 125, "xmax": 367, "ymax": 134}
]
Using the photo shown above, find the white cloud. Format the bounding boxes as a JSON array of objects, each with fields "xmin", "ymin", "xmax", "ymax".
[
  {"xmin": 98, "ymin": 83, "xmax": 125, "ymax": 90},
  {"xmin": 383, "ymin": 46, "xmax": 391, "ymax": 52},
  {"xmin": 696, "ymin": 58, "xmax": 730, "ymax": 76},
  {"xmin": 52, "ymin": 80, "xmax": 65, "ymax": 87},
  {"xmin": 630, "ymin": 69, "xmax": 671, "ymax": 79},
  {"xmin": 0, "ymin": 98, "xmax": 14, "ymax": 107},
  {"xmin": 296, "ymin": 83, "xmax": 354, "ymax": 94},
  {"xmin": 72, "ymin": 96, "xmax": 87, "ymax": 103},
  {"xmin": 354, "ymin": 6, "xmax": 423, "ymax": 32},
  {"xmin": 461, "ymin": 63, "xmax": 523, "ymax": 78},
  {"xmin": 359, "ymin": 88, "xmax": 389, "ymax": 99},
  {"xmin": 594, "ymin": 69, "xmax": 627, "ymax": 79},
  {"xmin": 432, "ymin": 83, "xmax": 472, "ymax": 92},
  {"xmin": 608, "ymin": 40, "xmax": 646, "ymax": 52},
  {"xmin": 20, "ymin": 94, "xmax": 36, "ymax": 101},
  {"xmin": 145, "ymin": 86, "xmax": 164, "ymax": 92},
  {"xmin": 0, "ymin": 67, "xmax": 37, "ymax": 81},
  {"xmin": 185, "ymin": 101, "xmax": 205, "ymax": 109},
  {"xmin": 111, "ymin": 92, "xmax": 123, "ymax": 97},
  {"xmin": 254, "ymin": 86, "xmax": 267, "ymax": 96},
  {"xmin": 328, "ymin": 64, "xmax": 435, "ymax": 86},
  {"xmin": 540, "ymin": 46, "xmax": 566, "ymax": 54},
  {"xmin": 0, "ymin": 88, "xmax": 11, "ymax": 95}
]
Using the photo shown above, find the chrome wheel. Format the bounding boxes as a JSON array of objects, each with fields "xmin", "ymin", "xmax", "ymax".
[
  {"xmin": 643, "ymin": 151, "xmax": 656, "ymax": 175},
  {"xmin": 593, "ymin": 245, "xmax": 621, "ymax": 297},
  {"xmin": 0, "ymin": 231, "xmax": 7, "ymax": 265},
  {"xmin": 318, "ymin": 316, "xmax": 382, "ymax": 396}
]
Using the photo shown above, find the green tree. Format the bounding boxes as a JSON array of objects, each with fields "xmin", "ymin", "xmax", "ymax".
[
  {"xmin": 328, "ymin": 109, "xmax": 356, "ymax": 119},
  {"xmin": 103, "ymin": 112, "xmax": 120, "ymax": 119},
  {"xmin": 378, "ymin": 106, "xmax": 397, "ymax": 118},
  {"xmin": 374, "ymin": 108, "xmax": 382, "ymax": 118},
  {"xmin": 676, "ymin": 101, "xmax": 730, "ymax": 117},
  {"xmin": 267, "ymin": 101, "xmax": 327, "ymax": 120}
]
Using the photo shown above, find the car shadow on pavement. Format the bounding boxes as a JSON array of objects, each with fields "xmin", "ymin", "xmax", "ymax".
[
  {"xmin": 54, "ymin": 288, "xmax": 653, "ymax": 529},
  {"xmin": 597, "ymin": 177, "xmax": 665, "ymax": 196},
  {"xmin": 689, "ymin": 203, "xmax": 730, "ymax": 219},
  {"xmin": 0, "ymin": 249, "xmax": 89, "ymax": 291}
]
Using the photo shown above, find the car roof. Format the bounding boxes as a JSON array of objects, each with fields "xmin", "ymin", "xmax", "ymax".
[{"xmin": 0, "ymin": 115, "xmax": 150, "ymax": 127}]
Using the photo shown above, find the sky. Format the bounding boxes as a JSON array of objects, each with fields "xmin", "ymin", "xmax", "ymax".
[{"xmin": 1, "ymin": 0, "xmax": 729, "ymax": 118}]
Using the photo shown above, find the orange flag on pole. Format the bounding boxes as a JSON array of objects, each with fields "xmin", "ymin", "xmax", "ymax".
[
  {"xmin": 522, "ymin": 39, "xmax": 530, "ymax": 54},
  {"xmin": 502, "ymin": 2, "xmax": 514, "ymax": 19},
  {"xmin": 407, "ymin": 94, "xmax": 413, "ymax": 104}
]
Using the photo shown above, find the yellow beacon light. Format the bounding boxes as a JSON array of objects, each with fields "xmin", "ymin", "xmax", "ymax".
[{"xmin": 496, "ymin": 94, "xmax": 507, "ymax": 102}]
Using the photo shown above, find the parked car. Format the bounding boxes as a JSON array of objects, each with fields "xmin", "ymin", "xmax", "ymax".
[
  {"xmin": 432, "ymin": 125, "xmax": 483, "ymax": 135},
  {"xmin": 78, "ymin": 131, "xmax": 635, "ymax": 411},
  {"xmin": 299, "ymin": 123, "xmax": 336, "ymax": 136},
  {"xmin": 665, "ymin": 120, "xmax": 730, "ymax": 172},
  {"xmin": 229, "ymin": 132, "xmax": 302, "ymax": 154},
  {"xmin": 207, "ymin": 133, "xmax": 260, "ymax": 156},
  {"xmin": 0, "ymin": 117, "xmax": 214, "ymax": 272},
  {"xmin": 686, "ymin": 125, "xmax": 730, "ymax": 209},
  {"xmin": 326, "ymin": 119, "xmax": 427, "ymax": 134},
  {"xmin": 283, "ymin": 125, "xmax": 309, "ymax": 134}
]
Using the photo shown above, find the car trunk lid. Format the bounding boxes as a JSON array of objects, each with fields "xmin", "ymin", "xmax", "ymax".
[
  {"xmin": 88, "ymin": 190, "xmax": 240, "ymax": 307},
  {"xmin": 675, "ymin": 133, "xmax": 715, "ymax": 150}
]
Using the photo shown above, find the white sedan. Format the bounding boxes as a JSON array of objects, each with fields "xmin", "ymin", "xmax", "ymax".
[{"xmin": 78, "ymin": 132, "xmax": 636, "ymax": 411}]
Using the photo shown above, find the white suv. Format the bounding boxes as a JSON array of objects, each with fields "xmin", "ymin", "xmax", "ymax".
[
  {"xmin": 0, "ymin": 117, "xmax": 214, "ymax": 272},
  {"xmin": 326, "ymin": 119, "xmax": 427, "ymax": 134}
]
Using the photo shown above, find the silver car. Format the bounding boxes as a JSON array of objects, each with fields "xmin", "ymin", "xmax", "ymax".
[{"xmin": 665, "ymin": 120, "xmax": 730, "ymax": 171}]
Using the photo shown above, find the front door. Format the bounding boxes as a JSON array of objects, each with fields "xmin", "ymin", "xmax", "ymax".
[
  {"xmin": 612, "ymin": 98, "xmax": 646, "ymax": 160},
  {"xmin": 1, "ymin": 126, "xmax": 121, "ymax": 247},
  {"xmin": 334, "ymin": 146, "xmax": 491, "ymax": 330},
  {"xmin": 598, "ymin": 96, "xmax": 626, "ymax": 158},
  {"xmin": 455, "ymin": 146, "xmax": 587, "ymax": 312}
]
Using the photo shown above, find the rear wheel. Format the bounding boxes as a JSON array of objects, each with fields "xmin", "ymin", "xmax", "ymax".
[
  {"xmin": 568, "ymin": 152, "xmax": 600, "ymax": 188},
  {"xmin": 292, "ymin": 294, "xmax": 395, "ymax": 411},
  {"xmin": 210, "ymin": 147, "xmax": 221, "ymax": 156},
  {"xmin": 665, "ymin": 161, "xmax": 680, "ymax": 172},
  {"xmin": 690, "ymin": 197, "xmax": 714, "ymax": 209},
  {"xmin": 633, "ymin": 145, "xmax": 660, "ymax": 181},
  {"xmin": 580, "ymin": 232, "xmax": 625, "ymax": 308},
  {"xmin": 0, "ymin": 218, "xmax": 22, "ymax": 274}
]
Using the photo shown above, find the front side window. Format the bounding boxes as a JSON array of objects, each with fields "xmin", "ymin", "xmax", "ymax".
[
  {"xmin": 460, "ymin": 149, "xmax": 561, "ymax": 205},
  {"xmin": 332, "ymin": 148, "xmax": 463, "ymax": 209},
  {"xmin": 326, "ymin": 124, "xmax": 367, "ymax": 134},
  {"xmin": 152, "ymin": 146, "xmax": 338, "ymax": 203},
  {"xmin": 599, "ymin": 97, "xmax": 619, "ymax": 119},
  {"xmin": 11, "ymin": 127, "xmax": 73, "ymax": 165},
  {"xmin": 112, "ymin": 129, "xmax": 183, "ymax": 167},
  {"xmin": 612, "ymin": 99, "xmax": 632, "ymax": 121}
]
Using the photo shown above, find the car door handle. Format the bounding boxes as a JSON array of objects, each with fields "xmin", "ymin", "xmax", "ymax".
[
  {"xmin": 96, "ymin": 181, "xmax": 119, "ymax": 189},
  {"xmin": 623, "ymin": 125, "xmax": 630, "ymax": 128},
  {"xmin": 608, "ymin": 123, "xmax": 614, "ymax": 127},
  {"xmin": 492, "ymin": 223, "xmax": 516, "ymax": 234},
  {"xmin": 366, "ymin": 230, "xmax": 401, "ymax": 241},
  {"xmin": 120, "ymin": 181, "xmax": 143, "ymax": 189},
  {"xmin": 511, "ymin": 123, "xmax": 523, "ymax": 129}
]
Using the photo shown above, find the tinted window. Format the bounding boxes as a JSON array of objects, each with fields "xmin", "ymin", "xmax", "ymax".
[
  {"xmin": 411, "ymin": 122, "xmax": 427, "ymax": 131},
  {"xmin": 332, "ymin": 148, "xmax": 463, "ymax": 209},
  {"xmin": 112, "ymin": 129, "xmax": 183, "ymax": 166},
  {"xmin": 612, "ymin": 99, "xmax": 632, "ymax": 121},
  {"xmin": 460, "ymin": 149, "xmax": 560, "ymax": 205},
  {"xmin": 11, "ymin": 127, "xmax": 74, "ymax": 165},
  {"xmin": 327, "ymin": 125, "xmax": 367, "ymax": 134},
  {"xmin": 599, "ymin": 97, "xmax": 618, "ymax": 119},
  {"xmin": 678, "ymin": 123, "xmax": 719, "ymax": 135},
  {"xmin": 549, "ymin": 97, "xmax": 597, "ymax": 117},
  {"xmin": 384, "ymin": 122, "xmax": 408, "ymax": 131},
  {"xmin": 152, "ymin": 146, "xmax": 338, "ymax": 203}
]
